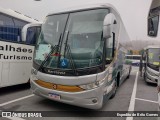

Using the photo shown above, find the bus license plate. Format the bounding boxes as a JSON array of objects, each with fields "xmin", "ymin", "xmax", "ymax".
[{"xmin": 48, "ymin": 93, "xmax": 60, "ymax": 100}]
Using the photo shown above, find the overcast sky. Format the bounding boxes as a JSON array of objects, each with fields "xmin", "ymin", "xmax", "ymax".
[{"xmin": 0, "ymin": 0, "xmax": 154, "ymax": 46}]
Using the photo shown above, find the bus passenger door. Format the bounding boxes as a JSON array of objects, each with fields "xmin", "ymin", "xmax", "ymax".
[
  {"xmin": 104, "ymin": 13, "xmax": 118, "ymax": 88},
  {"xmin": 105, "ymin": 31, "xmax": 116, "ymax": 89}
]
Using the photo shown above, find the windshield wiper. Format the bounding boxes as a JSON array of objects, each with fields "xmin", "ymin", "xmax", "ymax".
[
  {"xmin": 66, "ymin": 44, "xmax": 78, "ymax": 75},
  {"xmin": 38, "ymin": 34, "xmax": 62, "ymax": 71},
  {"xmin": 64, "ymin": 31, "xmax": 78, "ymax": 75}
]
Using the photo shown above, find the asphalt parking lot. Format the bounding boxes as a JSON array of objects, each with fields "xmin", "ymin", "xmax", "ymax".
[{"xmin": 0, "ymin": 67, "xmax": 158, "ymax": 120}]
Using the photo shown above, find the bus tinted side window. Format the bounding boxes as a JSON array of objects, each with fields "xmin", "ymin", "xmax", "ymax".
[
  {"xmin": 0, "ymin": 13, "xmax": 19, "ymax": 41},
  {"xmin": 132, "ymin": 56, "xmax": 141, "ymax": 60},
  {"xmin": 126, "ymin": 56, "xmax": 132, "ymax": 59},
  {"xmin": 13, "ymin": 18, "xmax": 28, "ymax": 28},
  {"xmin": 0, "ymin": 14, "xmax": 29, "ymax": 43},
  {"xmin": 0, "ymin": 14, "xmax": 14, "ymax": 26},
  {"xmin": 126, "ymin": 56, "xmax": 141, "ymax": 60}
]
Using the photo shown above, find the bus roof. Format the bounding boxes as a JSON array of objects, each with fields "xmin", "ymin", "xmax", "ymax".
[
  {"xmin": 0, "ymin": 7, "xmax": 39, "ymax": 23},
  {"xmin": 47, "ymin": 3, "xmax": 116, "ymax": 16},
  {"xmin": 144, "ymin": 45, "xmax": 160, "ymax": 50}
]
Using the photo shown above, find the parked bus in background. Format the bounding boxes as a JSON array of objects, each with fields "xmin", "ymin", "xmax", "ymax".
[
  {"xmin": 125, "ymin": 55, "xmax": 141, "ymax": 67},
  {"xmin": 0, "ymin": 7, "xmax": 41, "ymax": 88},
  {"xmin": 140, "ymin": 0, "xmax": 160, "ymax": 84},
  {"xmin": 148, "ymin": 0, "xmax": 160, "ymax": 112},
  {"xmin": 140, "ymin": 46, "xmax": 160, "ymax": 84},
  {"xmin": 27, "ymin": 4, "xmax": 132, "ymax": 109}
]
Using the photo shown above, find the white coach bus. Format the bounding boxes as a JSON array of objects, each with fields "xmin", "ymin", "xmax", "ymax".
[
  {"xmin": 27, "ymin": 4, "xmax": 132, "ymax": 109},
  {"xmin": 148, "ymin": 0, "xmax": 160, "ymax": 111},
  {"xmin": 0, "ymin": 7, "xmax": 41, "ymax": 88},
  {"xmin": 140, "ymin": 46, "xmax": 160, "ymax": 84},
  {"xmin": 139, "ymin": 0, "xmax": 160, "ymax": 85},
  {"xmin": 125, "ymin": 55, "xmax": 141, "ymax": 67}
]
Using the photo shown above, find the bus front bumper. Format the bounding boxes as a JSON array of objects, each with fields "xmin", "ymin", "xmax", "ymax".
[
  {"xmin": 146, "ymin": 71, "xmax": 158, "ymax": 84},
  {"xmin": 30, "ymin": 80, "xmax": 104, "ymax": 109}
]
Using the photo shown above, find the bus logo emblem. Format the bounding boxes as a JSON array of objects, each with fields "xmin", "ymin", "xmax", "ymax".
[{"xmin": 53, "ymin": 84, "xmax": 57, "ymax": 90}]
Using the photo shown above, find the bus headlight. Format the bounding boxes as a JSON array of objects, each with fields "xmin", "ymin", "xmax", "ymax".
[{"xmin": 79, "ymin": 78, "xmax": 105, "ymax": 90}]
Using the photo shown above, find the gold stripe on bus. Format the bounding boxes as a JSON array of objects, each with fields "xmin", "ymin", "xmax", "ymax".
[{"xmin": 35, "ymin": 80, "xmax": 84, "ymax": 92}]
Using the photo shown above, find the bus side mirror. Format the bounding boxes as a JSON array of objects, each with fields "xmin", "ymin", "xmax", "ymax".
[
  {"xmin": 148, "ymin": 16, "xmax": 159, "ymax": 37},
  {"xmin": 103, "ymin": 13, "xmax": 116, "ymax": 39},
  {"xmin": 21, "ymin": 23, "xmax": 41, "ymax": 43}
]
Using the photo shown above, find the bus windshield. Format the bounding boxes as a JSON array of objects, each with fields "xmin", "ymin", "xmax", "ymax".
[
  {"xmin": 148, "ymin": 48, "xmax": 160, "ymax": 66},
  {"xmin": 34, "ymin": 9, "xmax": 109, "ymax": 70}
]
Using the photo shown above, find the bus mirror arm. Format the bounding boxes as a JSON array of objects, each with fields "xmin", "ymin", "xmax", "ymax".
[{"xmin": 21, "ymin": 30, "xmax": 27, "ymax": 42}]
